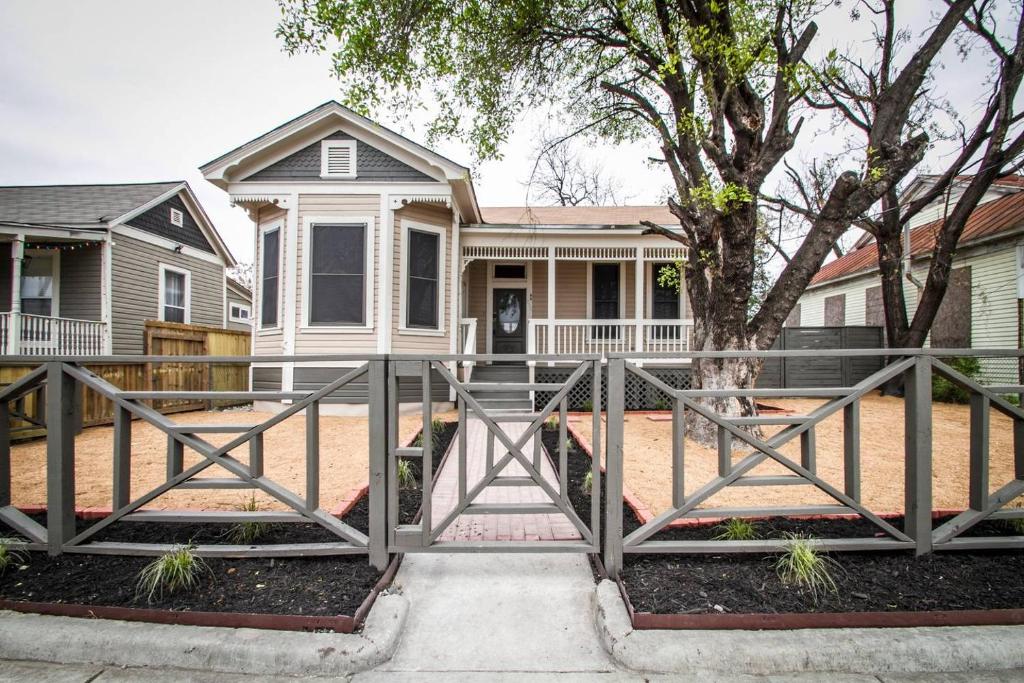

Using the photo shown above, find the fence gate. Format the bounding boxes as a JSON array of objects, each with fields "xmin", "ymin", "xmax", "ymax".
[{"xmin": 385, "ymin": 356, "xmax": 602, "ymax": 552}]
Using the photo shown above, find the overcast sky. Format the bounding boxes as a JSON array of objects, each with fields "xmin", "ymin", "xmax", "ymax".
[{"xmin": 0, "ymin": 1, "xmax": 1002, "ymax": 265}]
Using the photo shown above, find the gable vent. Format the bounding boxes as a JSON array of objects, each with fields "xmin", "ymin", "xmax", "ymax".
[
  {"xmin": 169, "ymin": 207, "xmax": 184, "ymax": 227},
  {"xmin": 321, "ymin": 140, "xmax": 357, "ymax": 178}
]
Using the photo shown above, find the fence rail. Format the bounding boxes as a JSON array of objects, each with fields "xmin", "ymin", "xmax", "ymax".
[{"xmin": 0, "ymin": 349, "xmax": 1021, "ymax": 570}]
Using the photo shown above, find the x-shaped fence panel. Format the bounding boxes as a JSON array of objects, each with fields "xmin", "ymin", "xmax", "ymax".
[{"xmin": 386, "ymin": 355, "xmax": 602, "ymax": 553}]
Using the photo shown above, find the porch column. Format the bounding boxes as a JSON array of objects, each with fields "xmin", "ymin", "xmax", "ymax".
[
  {"xmin": 634, "ymin": 250, "xmax": 644, "ymax": 353},
  {"xmin": 547, "ymin": 246, "xmax": 555, "ymax": 358},
  {"xmin": 9, "ymin": 236, "xmax": 23, "ymax": 354}
]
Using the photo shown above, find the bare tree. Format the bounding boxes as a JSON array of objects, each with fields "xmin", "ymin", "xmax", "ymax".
[{"xmin": 528, "ymin": 136, "xmax": 628, "ymax": 206}]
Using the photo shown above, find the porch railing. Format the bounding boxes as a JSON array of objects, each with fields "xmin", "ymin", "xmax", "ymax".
[
  {"xmin": 459, "ymin": 318, "xmax": 478, "ymax": 380},
  {"xmin": 0, "ymin": 313, "xmax": 106, "ymax": 356},
  {"xmin": 528, "ymin": 318, "xmax": 694, "ymax": 357}
]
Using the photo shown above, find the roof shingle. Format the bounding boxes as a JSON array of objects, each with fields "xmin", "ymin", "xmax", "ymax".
[{"xmin": 0, "ymin": 182, "xmax": 182, "ymax": 229}]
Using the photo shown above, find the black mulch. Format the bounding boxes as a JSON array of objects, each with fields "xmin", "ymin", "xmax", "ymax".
[
  {"xmin": 397, "ymin": 421, "xmax": 457, "ymax": 524},
  {"xmin": 0, "ymin": 422, "xmax": 456, "ymax": 617}
]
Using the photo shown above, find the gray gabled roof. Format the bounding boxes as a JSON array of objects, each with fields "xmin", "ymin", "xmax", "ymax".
[{"xmin": 0, "ymin": 181, "xmax": 182, "ymax": 229}]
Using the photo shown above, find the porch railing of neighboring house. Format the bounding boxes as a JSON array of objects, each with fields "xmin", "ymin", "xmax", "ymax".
[
  {"xmin": 459, "ymin": 318, "xmax": 478, "ymax": 380},
  {"xmin": 0, "ymin": 313, "xmax": 106, "ymax": 356},
  {"xmin": 528, "ymin": 318, "xmax": 694, "ymax": 357}
]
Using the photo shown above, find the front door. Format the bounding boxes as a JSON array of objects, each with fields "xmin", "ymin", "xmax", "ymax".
[{"xmin": 492, "ymin": 288, "xmax": 527, "ymax": 355}]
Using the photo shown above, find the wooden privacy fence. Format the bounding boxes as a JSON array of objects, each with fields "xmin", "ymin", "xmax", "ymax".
[
  {"xmin": 2, "ymin": 321, "xmax": 251, "ymax": 438},
  {"xmin": 0, "ymin": 350, "xmax": 1021, "ymax": 570}
]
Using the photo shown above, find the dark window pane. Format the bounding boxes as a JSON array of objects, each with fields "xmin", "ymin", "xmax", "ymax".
[
  {"xmin": 408, "ymin": 280, "xmax": 438, "ymax": 328},
  {"xmin": 164, "ymin": 306, "xmax": 185, "ymax": 323},
  {"xmin": 406, "ymin": 229, "xmax": 440, "ymax": 328},
  {"xmin": 592, "ymin": 263, "xmax": 620, "ymax": 338},
  {"xmin": 21, "ymin": 299, "xmax": 51, "ymax": 316},
  {"xmin": 311, "ymin": 273, "xmax": 364, "ymax": 324},
  {"xmin": 312, "ymin": 224, "xmax": 364, "ymax": 275},
  {"xmin": 261, "ymin": 230, "xmax": 280, "ymax": 328},
  {"xmin": 408, "ymin": 230, "xmax": 438, "ymax": 279},
  {"xmin": 493, "ymin": 264, "xmax": 525, "ymax": 279}
]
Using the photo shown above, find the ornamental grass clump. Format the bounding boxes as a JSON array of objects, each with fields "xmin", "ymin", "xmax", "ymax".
[
  {"xmin": 712, "ymin": 517, "xmax": 758, "ymax": 541},
  {"xmin": 775, "ymin": 534, "xmax": 840, "ymax": 601},
  {"xmin": 397, "ymin": 458, "xmax": 417, "ymax": 489},
  {"xmin": 136, "ymin": 543, "xmax": 208, "ymax": 603},
  {"xmin": 225, "ymin": 494, "xmax": 269, "ymax": 545},
  {"xmin": 581, "ymin": 469, "xmax": 594, "ymax": 495},
  {"xmin": 1004, "ymin": 499, "xmax": 1024, "ymax": 534},
  {"xmin": 0, "ymin": 538, "xmax": 27, "ymax": 575}
]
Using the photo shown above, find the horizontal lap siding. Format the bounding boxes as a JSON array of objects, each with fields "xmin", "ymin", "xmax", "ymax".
[
  {"xmin": 293, "ymin": 366, "xmax": 448, "ymax": 403},
  {"xmin": 254, "ymin": 206, "xmax": 285, "ymax": 355},
  {"xmin": 391, "ymin": 203, "xmax": 453, "ymax": 353},
  {"xmin": 532, "ymin": 260, "xmax": 548, "ymax": 318},
  {"xmin": 110, "ymin": 234, "xmax": 224, "ymax": 355},
  {"xmin": 252, "ymin": 366, "xmax": 282, "ymax": 391},
  {"xmin": 0, "ymin": 244, "xmax": 10, "ymax": 311},
  {"xmin": 294, "ymin": 194, "xmax": 379, "ymax": 354},
  {"xmin": 59, "ymin": 245, "xmax": 103, "ymax": 321},
  {"xmin": 555, "ymin": 262, "xmax": 587, "ymax": 318}
]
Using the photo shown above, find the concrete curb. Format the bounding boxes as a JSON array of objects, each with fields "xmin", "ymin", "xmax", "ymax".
[
  {"xmin": 0, "ymin": 592, "xmax": 408, "ymax": 677},
  {"xmin": 595, "ymin": 580, "xmax": 1024, "ymax": 675}
]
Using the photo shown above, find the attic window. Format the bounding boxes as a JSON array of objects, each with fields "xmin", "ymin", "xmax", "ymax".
[
  {"xmin": 320, "ymin": 140, "xmax": 357, "ymax": 179},
  {"xmin": 169, "ymin": 207, "xmax": 184, "ymax": 227}
]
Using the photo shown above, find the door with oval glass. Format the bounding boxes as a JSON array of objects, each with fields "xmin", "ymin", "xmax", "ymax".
[{"xmin": 492, "ymin": 288, "xmax": 526, "ymax": 355}]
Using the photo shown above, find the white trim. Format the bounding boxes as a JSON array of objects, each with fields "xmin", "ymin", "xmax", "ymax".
[
  {"xmin": 256, "ymin": 218, "xmax": 284, "ymax": 333},
  {"xmin": 158, "ymin": 263, "xmax": 191, "ymax": 324},
  {"xmin": 320, "ymin": 139, "xmax": 357, "ymax": 179},
  {"xmin": 378, "ymin": 194, "xmax": 393, "ymax": 352},
  {"xmin": 1017, "ymin": 245, "xmax": 1024, "ymax": 299},
  {"xmin": 449, "ymin": 209, "xmax": 460, "ymax": 355},
  {"xmin": 484, "ymin": 260, "xmax": 532, "ymax": 354},
  {"xmin": 20, "ymin": 247, "xmax": 60, "ymax": 317},
  {"xmin": 110, "ymin": 224, "xmax": 223, "ymax": 265},
  {"xmin": 227, "ymin": 181, "xmax": 451, "ymax": 196},
  {"xmin": 222, "ymin": 267, "xmax": 228, "ymax": 327},
  {"xmin": 102, "ymin": 233, "xmax": 113, "ymax": 353},
  {"xmin": 300, "ymin": 214, "xmax": 376, "ymax": 332},
  {"xmin": 398, "ymin": 219, "xmax": 447, "ymax": 335},
  {"xmin": 229, "ymin": 302, "xmax": 253, "ymax": 324}
]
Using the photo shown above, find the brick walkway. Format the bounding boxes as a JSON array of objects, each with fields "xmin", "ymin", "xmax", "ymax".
[{"xmin": 429, "ymin": 417, "xmax": 583, "ymax": 542}]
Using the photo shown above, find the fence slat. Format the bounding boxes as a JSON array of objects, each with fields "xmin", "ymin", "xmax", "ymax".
[
  {"xmin": 969, "ymin": 393, "xmax": 990, "ymax": 511},
  {"xmin": 843, "ymin": 401, "xmax": 860, "ymax": 501},
  {"xmin": 113, "ymin": 406, "xmax": 132, "ymax": 509},
  {"xmin": 46, "ymin": 363, "xmax": 76, "ymax": 555},
  {"xmin": 306, "ymin": 401, "xmax": 320, "ymax": 512},
  {"xmin": 367, "ymin": 360, "xmax": 388, "ymax": 570},
  {"xmin": 604, "ymin": 358, "xmax": 625, "ymax": 577},
  {"xmin": 904, "ymin": 357, "xmax": 933, "ymax": 555}
]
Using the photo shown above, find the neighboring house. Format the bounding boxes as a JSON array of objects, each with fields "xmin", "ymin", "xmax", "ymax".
[
  {"xmin": 0, "ymin": 181, "xmax": 237, "ymax": 355},
  {"xmin": 794, "ymin": 175, "xmax": 1024, "ymax": 384},
  {"xmin": 225, "ymin": 277, "xmax": 253, "ymax": 331},
  {"xmin": 201, "ymin": 101, "xmax": 692, "ymax": 413}
]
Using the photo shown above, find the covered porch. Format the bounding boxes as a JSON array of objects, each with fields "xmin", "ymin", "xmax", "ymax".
[
  {"xmin": 459, "ymin": 239, "xmax": 694, "ymax": 361},
  {"xmin": 0, "ymin": 231, "xmax": 108, "ymax": 355}
]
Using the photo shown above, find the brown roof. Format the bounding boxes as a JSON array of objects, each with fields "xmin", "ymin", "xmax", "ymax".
[
  {"xmin": 479, "ymin": 205, "xmax": 676, "ymax": 225},
  {"xmin": 811, "ymin": 190, "xmax": 1024, "ymax": 286}
]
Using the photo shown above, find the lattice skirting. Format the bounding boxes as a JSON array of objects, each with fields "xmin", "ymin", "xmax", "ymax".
[{"xmin": 534, "ymin": 366, "xmax": 692, "ymax": 411}]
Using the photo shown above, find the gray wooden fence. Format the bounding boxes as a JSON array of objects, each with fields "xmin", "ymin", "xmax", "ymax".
[{"xmin": 757, "ymin": 326, "xmax": 883, "ymax": 389}]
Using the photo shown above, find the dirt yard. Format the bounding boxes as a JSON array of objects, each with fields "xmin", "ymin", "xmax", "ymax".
[
  {"xmin": 571, "ymin": 394, "xmax": 1018, "ymax": 516},
  {"xmin": 9, "ymin": 408, "xmax": 455, "ymax": 512}
]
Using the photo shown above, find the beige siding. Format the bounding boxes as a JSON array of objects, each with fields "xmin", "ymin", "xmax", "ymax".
[
  {"xmin": 254, "ymin": 205, "xmax": 285, "ymax": 356},
  {"xmin": 555, "ymin": 261, "xmax": 588, "ymax": 318},
  {"xmin": 466, "ymin": 260, "xmax": 488, "ymax": 352},
  {"xmin": 294, "ymin": 194, "xmax": 380, "ymax": 354},
  {"xmin": 110, "ymin": 233, "xmax": 224, "ymax": 355},
  {"xmin": 391, "ymin": 203, "xmax": 454, "ymax": 353},
  {"xmin": 532, "ymin": 260, "xmax": 548, "ymax": 319}
]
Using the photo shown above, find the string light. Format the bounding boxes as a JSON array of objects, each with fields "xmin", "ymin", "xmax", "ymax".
[{"xmin": 23, "ymin": 241, "xmax": 104, "ymax": 251}]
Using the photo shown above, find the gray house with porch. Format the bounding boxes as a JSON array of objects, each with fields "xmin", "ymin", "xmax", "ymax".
[{"xmin": 0, "ymin": 181, "xmax": 237, "ymax": 355}]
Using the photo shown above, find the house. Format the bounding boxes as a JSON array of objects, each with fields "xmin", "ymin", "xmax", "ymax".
[
  {"xmin": 0, "ymin": 181, "xmax": 237, "ymax": 355},
  {"xmin": 200, "ymin": 101, "xmax": 693, "ymax": 413},
  {"xmin": 225, "ymin": 277, "xmax": 253, "ymax": 331},
  {"xmin": 794, "ymin": 175, "xmax": 1024, "ymax": 385}
]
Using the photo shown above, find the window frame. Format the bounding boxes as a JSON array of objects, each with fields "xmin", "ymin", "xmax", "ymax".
[
  {"xmin": 646, "ymin": 261, "xmax": 684, "ymax": 320},
  {"xmin": 257, "ymin": 220, "xmax": 283, "ymax": 333},
  {"xmin": 158, "ymin": 263, "xmax": 191, "ymax": 324},
  {"xmin": 20, "ymin": 248, "xmax": 60, "ymax": 318},
  {"xmin": 229, "ymin": 302, "xmax": 252, "ymax": 324},
  {"xmin": 300, "ymin": 215, "xmax": 375, "ymax": 332},
  {"xmin": 398, "ymin": 219, "xmax": 447, "ymax": 335},
  {"xmin": 319, "ymin": 139, "xmax": 358, "ymax": 179}
]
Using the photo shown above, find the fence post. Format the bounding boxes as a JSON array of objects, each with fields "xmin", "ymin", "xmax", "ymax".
[
  {"xmin": 604, "ymin": 357, "xmax": 625, "ymax": 578},
  {"xmin": 904, "ymin": 355, "xmax": 933, "ymax": 555},
  {"xmin": 46, "ymin": 362, "xmax": 76, "ymax": 555},
  {"xmin": 367, "ymin": 359, "xmax": 389, "ymax": 571},
  {"xmin": 0, "ymin": 401, "xmax": 9, "ymax": 508}
]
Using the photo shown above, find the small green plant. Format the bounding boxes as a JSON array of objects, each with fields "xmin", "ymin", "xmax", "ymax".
[
  {"xmin": 581, "ymin": 399, "xmax": 594, "ymax": 413},
  {"xmin": 397, "ymin": 458, "xmax": 417, "ymax": 489},
  {"xmin": 1004, "ymin": 499, "xmax": 1024, "ymax": 534},
  {"xmin": 0, "ymin": 538, "xmax": 27, "ymax": 575},
  {"xmin": 581, "ymin": 469, "xmax": 594, "ymax": 495},
  {"xmin": 775, "ymin": 534, "xmax": 840, "ymax": 601},
  {"xmin": 136, "ymin": 544, "xmax": 208, "ymax": 603},
  {"xmin": 545, "ymin": 415, "xmax": 558, "ymax": 430},
  {"xmin": 712, "ymin": 518, "xmax": 758, "ymax": 541},
  {"xmin": 932, "ymin": 357, "xmax": 982, "ymax": 403},
  {"xmin": 225, "ymin": 494, "xmax": 269, "ymax": 545},
  {"xmin": 653, "ymin": 398, "xmax": 670, "ymax": 411},
  {"xmin": 431, "ymin": 418, "xmax": 446, "ymax": 434}
]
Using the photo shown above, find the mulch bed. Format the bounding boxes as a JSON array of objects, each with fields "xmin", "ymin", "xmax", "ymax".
[
  {"xmin": 546, "ymin": 422, "xmax": 1024, "ymax": 622},
  {"xmin": 397, "ymin": 421, "xmax": 457, "ymax": 525},
  {"xmin": 0, "ymin": 422, "xmax": 456, "ymax": 627}
]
